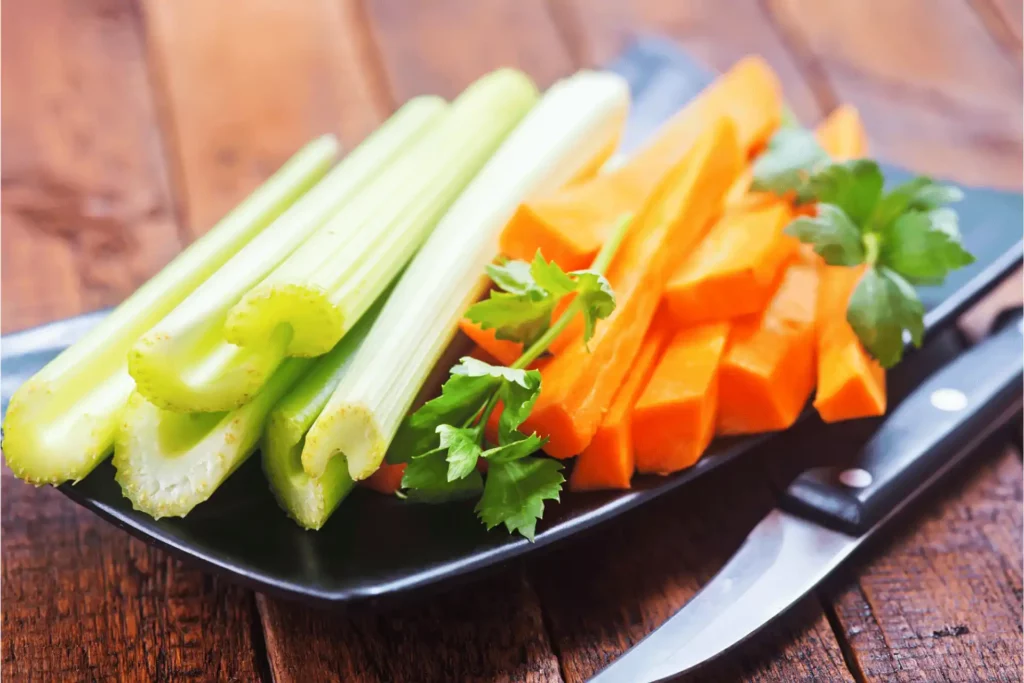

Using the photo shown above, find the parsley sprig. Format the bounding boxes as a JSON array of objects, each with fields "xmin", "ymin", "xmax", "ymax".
[
  {"xmin": 387, "ymin": 214, "xmax": 632, "ymax": 540},
  {"xmin": 751, "ymin": 126, "xmax": 974, "ymax": 367}
]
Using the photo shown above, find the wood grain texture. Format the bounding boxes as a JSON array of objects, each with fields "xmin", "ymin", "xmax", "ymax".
[
  {"xmin": 139, "ymin": 0, "xmax": 388, "ymax": 235},
  {"xmin": 830, "ymin": 447, "xmax": 1023, "ymax": 682},
  {"xmin": 0, "ymin": 0, "xmax": 181, "ymax": 332},
  {"xmin": 1, "ymin": 469, "xmax": 262, "ymax": 682},
  {"xmin": 548, "ymin": 0, "xmax": 827, "ymax": 122},
  {"xmin": 364, "ymin": 0, "xmax": 574, "ymax": 100},
  {"xmin": 969, "ymin": 0, "xmax": 1024, "ymax": 62},
  {"xmin": 767, "ymin": 0, "xmax": 1024, "ymax": 190},
  {"xmin": 257, "ymin": 573, "xmax": 561, "ymax": 683},
  {"xmin": 530, "ymin": 462, "xmax": 853, "ymax": 683}
]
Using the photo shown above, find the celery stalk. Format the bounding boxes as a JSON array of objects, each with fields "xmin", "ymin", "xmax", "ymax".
[
  {"xmin": 301, "ymin": 70, "xmax": 631, "ymax": 481},
  {"xmin": 127, "ymin": 98, "xmax": 446, "ymax": 413},
  {"xmin": 2, "ymin": 136, "xmax": 339, "ymax": 485},
  {"xmin": 113, "ymin": 358, "xmax": 311, "ymax": 518},
  {"xmin": 223, "ymin": 69, "xmax": 541, "ymax": 359},
  {"xmin": 261, "ymin": 296, "xmax": 388, "ymax": 529}
]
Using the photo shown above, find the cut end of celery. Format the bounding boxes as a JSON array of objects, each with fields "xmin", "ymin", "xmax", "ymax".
[
  {"xmin": 224, "ymin": 283, "xmax": 345, "ymax": 358},
  {"xmin": 128, "ymin": 329, "xmax": 288, "ymax": 413},
  {"xmin": 301, "ymin": 402, "xmax": 385, "ymax": 481},
  {"xmin": 263, "ymin": 413, "xmax": 355, "ymax": 530},
  {"xmin": 2, "ymin": 375, "xmax": 130, "ymax": 485},
  {"xmin": 113, "ymin": 392, "xmax": 255, "ymax": 518}
]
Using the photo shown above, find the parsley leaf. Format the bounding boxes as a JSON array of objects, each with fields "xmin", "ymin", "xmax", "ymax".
[
  {"xmin": 867, "ymin": 177, "xmax": 964, "ymax": 232},
  {"xmin": 752, "ymin": 120, "xmax": 974, "ymax": 368},
  {"xmin": 847, "ymin": 266, "xmax": 925, "ymax": 368},
  {"xmin": 387, "ymin": 360, "xmax": 500, "ymax": 464},
  {"xmin": 750, "ymin": 127, "xmax": 831, "ymax": 203},
  {"xmin": 482, "ymin": 433, "xmax": 547, "ymax": 464},
  {"xmin": 784, "ymin": 204, "xmax": 865, "ymax": 266},
  {"xmin": 808, "ymin": 160, "xmax": 884, "ymax": 225},
  {"xmin": 468, "ymin": 251, "xmax": 618, "ymax": 349},
  {"xmin": 401, "ymin": 449, "xmax": 483, "ymax": 502},
  {"xmin": 877, "ymin": 209, "xmax": 975, "ymax": 285},
  {"xmin": 475, "ymin": 456, "xmax": 564, "ymax": 540},
  {"xmin": 495, "ymin": 368, "xmax": 541, "ymax": 444},
  {"xmin": 485, "ymin": 258, "xmax": 536, "ymax": 294},
  {"xmin": 529, "ymin": 251, "xmax": 576, "ymax": 298},
  {"xmin": 437, "ymin": 424, "xmax": 483, "ymax": 482},
  {"xmin": 570, "ymin": 271, "xmax": 616, "ymax": 343}
]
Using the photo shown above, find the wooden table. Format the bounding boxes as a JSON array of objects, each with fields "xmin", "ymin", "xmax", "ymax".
[{"xmin": 3, "ymin": 1, "xmax": 1022, "ymax": 681}]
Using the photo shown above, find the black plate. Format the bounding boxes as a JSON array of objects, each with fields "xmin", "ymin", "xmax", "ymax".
[{"xmin": 3, "ymin": 40, "xmax": 1022, "ymax": 606}]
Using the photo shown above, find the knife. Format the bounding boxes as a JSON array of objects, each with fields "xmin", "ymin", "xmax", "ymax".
[{"xmin": 591, "ymin": 308, "xmax": 1024, "ymax": 682}]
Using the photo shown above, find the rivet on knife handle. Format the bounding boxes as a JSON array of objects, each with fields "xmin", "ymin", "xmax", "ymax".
[{"xmin": 781, "ymin": 310, "xmax": 1024, "ymax": 536}]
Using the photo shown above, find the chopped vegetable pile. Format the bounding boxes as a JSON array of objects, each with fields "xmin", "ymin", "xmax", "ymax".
[{"xmin": 2, "ymin": 57, "xmax": 974, "ymax": 540}]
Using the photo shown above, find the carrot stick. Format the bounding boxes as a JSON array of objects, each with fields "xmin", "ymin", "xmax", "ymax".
[
  {"xmin": 632, "ymin": 321, "xmax": 730, "ymax": 474},
  {"xmin": 361, "ymin": 463, "xmax": 406, "ymax": 494},
  {"xmin": 814, "ymin": 265, "xmax": 886, "ymax": 422},
  {"xmin": 522, "ymin": 119, "xmax": 743, "ymax": 458},
  {"xmin": 815, "ymin": 104, "xmax": 868, "ymax": 160},
  {"xmin": 663, "ymin": 202, "xmax": 798, "ymax": 325},
  {"xmin": 500, "ymin": 57, "xmax": 781, "ymax": 270},
  {"xmin": 716, "ymin": 259, "xmax": 819, "ymax": 434},
  {"xmin": 811, "ymin": 105, "xmax": 886, "ymax": 422},
  {"xmin": 458, "ymin": 320, "xmax": 522, "ymax": 366},
  {"xmin": 569, "ymin": 315, "xmax": 673, "ymax": 491}
]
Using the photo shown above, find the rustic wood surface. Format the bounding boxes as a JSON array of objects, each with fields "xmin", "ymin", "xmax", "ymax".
[{"xmin": 2, "ymin": 0, "xmax": 1021, "ymax": 681}]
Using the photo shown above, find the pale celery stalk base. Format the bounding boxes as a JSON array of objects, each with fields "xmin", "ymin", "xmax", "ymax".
[
  {"xmin": 114, "ymin": 359, "xmax": 310, "ymax": 518},
  {"xmin": 301, "ymin": 71, "xmax": 630, "ymax": 481},
  {"xmin": 225, "ymin": 69, "xmax": 541, "ymax": 359},
  {"xmin": 128, "ymin": 99, "xmax": 445, "ymax": 413},
  {"xmin": 262, "ymin": 297, "xmax": 385, "ymax": 529},
  {"xmin": 2, "ymin": 136, "xmax": 339, "ymax": 484}
]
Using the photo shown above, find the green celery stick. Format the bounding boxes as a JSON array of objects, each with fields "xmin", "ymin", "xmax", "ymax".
[
  {"xmin": 223, "ymin": 68, "xmax": 540, "ymax": 359},
  {"xmin": 127, "ymin": 98, "xmax": 446, "ymax": 413},
  {"xmin": 113, "ymin": 358, "xmax": 311, "ymax": 518},
  {"xmin": 261, "ymin": 296, "xmax": 388, "ymax": 529},
  {"xmin": 2, "ymin": 136, "xmax": 339, "ymax": 485}
]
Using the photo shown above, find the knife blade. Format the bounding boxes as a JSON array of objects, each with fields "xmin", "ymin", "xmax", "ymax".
[{"xmin": 591, "ymin": 309, "xmax": 1023, "ymax": 682}]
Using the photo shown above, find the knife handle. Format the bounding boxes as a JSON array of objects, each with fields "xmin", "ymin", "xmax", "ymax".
[{"xmin": 781, "ymin": 308, "xmax": 1024, "ymax": 536}]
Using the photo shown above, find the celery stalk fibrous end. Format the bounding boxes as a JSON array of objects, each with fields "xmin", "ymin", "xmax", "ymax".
[{"xmin": 300, "ymin": 403, "xmax": 385, "ymax": 481}]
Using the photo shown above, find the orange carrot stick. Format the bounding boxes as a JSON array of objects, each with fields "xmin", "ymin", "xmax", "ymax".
[
  {"xmin": 523, "ymin": 120, "xmax": 743, "ymax": 458},
  {"xmin": 716, "ymin": 260, "xmax": 819, "ymax": 434},
  {"xmin": 569, "ymin": 315, "xmax": 673, "ymax": 491},
  {"xmin": 361, "ymin": 463, "xmax": 406, "ymax": 494},
  {"xmin": 814, "ymin": 265, "xmax": 886, "ymax": 421},
  {"xmin": 663, "ymin": 203, "xmax": 798, "ymax": 325},
  {"xmin": 632, "ymin": 321, "xmax": 730, "ymax": 474},
  {"xmin": 458, "ymin": 320, "xmax": 522, "ymax": 366},
  {"xmin": 500, "ymin": 57, "xmax": 781, "ymax": 270},
  {"xmin": 816, "ymin": 104, "xmax": 868, "ymax": 160},
  {"xmin": 812, "ymin": 105, "xmax": 885, "ymax": 422}
]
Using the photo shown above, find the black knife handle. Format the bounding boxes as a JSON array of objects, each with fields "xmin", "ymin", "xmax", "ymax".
[{"xmin": 781, "ymin": 309, "xmax": 1024, "ymax": 535}]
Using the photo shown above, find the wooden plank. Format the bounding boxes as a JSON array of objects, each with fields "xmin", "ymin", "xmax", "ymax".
[
  {"xmin": 529, "ymin": 461, "xmax": 854, "ymax": 682},
  {"xmin": 140, "ymin": 0, "xmax": 389, "ymax": 235},
  {"xmin": 0, "ymin": 2, "xmax": 265, "ymax": 680},
  {"xmin": 0, "ymin": 0, "xmax": 182, "ymax": 331},
  {"xmin": 767, "ymin": 0, "xmax": 1023, "ymax": 189},
  {"xmin": 364, "ymin": 0, "xmax": 575, "ymax": 100},
  {"xmin": 1, "ymin": 470, "xmax": 263, "ymax": 682},
  {"xmin": 969, "ymin": 0, "xmax": 1024, "ymax": 62},
  {"xmin": 257, "ymin": 573, "xmax": 561, "ymax": 682},
  {"xmin": 549, "ymin": 0, "xmax": 828, "ymax": 123},
  {"xmin": 829, "ymin": 447, "xmax": 1023, "ymax": 682}
]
